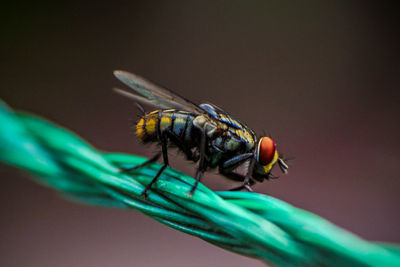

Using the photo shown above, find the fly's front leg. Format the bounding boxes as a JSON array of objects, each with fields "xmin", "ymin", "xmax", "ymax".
[
  {"xmin": 229, "ymin": 179, "xmax": 255, "ymax": 191},
  {"xmin": 242, "ymin": 157, "xmax": 256, "ymax": 192},
  {"xmin": 220, "ymin": 153, "xmax": 254, "ymax": 173},
  {"xmin": 219, "ymin": 153, "xmax": 255, "ymax": 191},
  {"xmin": 189, "ymin": 131, "xmax": 207, "ymax": 195}
]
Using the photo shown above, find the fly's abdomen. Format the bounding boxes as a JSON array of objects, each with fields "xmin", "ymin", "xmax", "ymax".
[
  {"xmin": 136, "ymin": 111, "xmax": 158, "ymax": 142},
  {"xmin": 136, "ymin": 109, "xmax": 196, "ymax": 145}
]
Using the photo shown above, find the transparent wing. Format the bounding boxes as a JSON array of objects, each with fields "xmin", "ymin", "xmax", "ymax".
[{"xmin": 113, "ymin": 70, "xmax": 204, "ymax": 114}]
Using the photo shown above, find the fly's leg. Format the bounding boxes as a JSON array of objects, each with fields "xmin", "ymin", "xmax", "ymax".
[
  {"xmin": 221, "ymin": 171, "xmax": 246, "ymax": 182},
  {"xmin": 164, "ymin": 129, "xmax": 197, "ymax": 161},
  {"xmin": 219, "ymin": 153, "xmax": 255, "ymax": 191},
  {"xmin": 189, "ymin": 131, "xmax": 206, "ymax": 195},
  {"xmin": 141, "ymin": 129, "xmax": 196, "ymax": 197},
  {"xmin": 141, "ymin": 132, "xmax": 169, "ymax": 197},
  {"xmin": 220, "ymin": 171, "xmax": 256, "ymax": 191},
  {"xmin": 241, "ymin": 157, "xmax": 256, "ymax": 191},
  {"xmin": 220, "ymin": 153, "xmax": 254, "ymax": 173},
  {"xmin": 229, "ymin": 179, "xmax": 256, "ymax": 191},
  {"xmin": 119, "ymin": 153, "xmax": 161, "ymax": 172}
]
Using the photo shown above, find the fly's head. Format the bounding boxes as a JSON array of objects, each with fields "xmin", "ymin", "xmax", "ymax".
[{"xmin": 253, "ymin": 137, "xmax": 288, "ymax": 180}]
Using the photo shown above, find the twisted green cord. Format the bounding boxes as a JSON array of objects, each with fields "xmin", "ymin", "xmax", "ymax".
[{"xmin": 0, "ymin": 99, "xmax": 399, "ymax": 266}]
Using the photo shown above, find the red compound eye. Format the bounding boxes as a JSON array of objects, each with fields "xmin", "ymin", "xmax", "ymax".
[{"xmin": 257, "ymin": 137, "xmax": 276, "ymax": 165}]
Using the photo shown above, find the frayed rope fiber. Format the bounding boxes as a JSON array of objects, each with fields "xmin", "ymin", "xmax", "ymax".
[{"xmin": 0, "ymin": 99, "xmax": 399, "ymax": 266}]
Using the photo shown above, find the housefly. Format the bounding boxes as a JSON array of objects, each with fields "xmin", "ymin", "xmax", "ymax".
[{"xmin": 114, "ymin": 70, "xmax": 288, "ymax": 195}]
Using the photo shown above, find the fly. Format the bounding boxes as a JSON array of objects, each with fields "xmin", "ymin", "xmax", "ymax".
[{"xmin": 113, "ymin": 70, "xmax": 289, "ymax": 196}]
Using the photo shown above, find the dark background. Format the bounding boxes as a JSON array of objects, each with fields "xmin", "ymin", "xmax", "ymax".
[{"xmin": 1, "ymin": 1, "xmax": 399, "ymax": 266}]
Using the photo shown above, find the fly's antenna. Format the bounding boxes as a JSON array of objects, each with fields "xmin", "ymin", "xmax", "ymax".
[{"xmin": 278, "ymin": 157, "xmax": 290, "ymax": 174}]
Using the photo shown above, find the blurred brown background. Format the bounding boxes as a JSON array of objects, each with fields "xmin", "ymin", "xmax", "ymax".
[{"xmin": 1, "ymin": 1, "xmax": 399, "ymax": 266}]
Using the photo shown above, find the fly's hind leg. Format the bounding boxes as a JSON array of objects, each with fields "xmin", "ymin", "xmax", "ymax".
[
  {"xmin": 142, "ymin": 129, "xmax": 197, "ymax": 197},
  {"xmin": 163, "ymin": 129, "xmax": 197, "ymax": 161},
  {"xmin": 141, "ymin": 132, "xmax": 169, "ymax": 197},
  {"xmin": 119, "ymin": 153, "xmax": 161, "ymax": 172}
]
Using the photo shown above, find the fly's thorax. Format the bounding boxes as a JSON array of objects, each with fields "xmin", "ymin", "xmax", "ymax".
[
  {"xmin": 241, "ymin": 129, "xmax": 256, "ymax": 150},
  {"xmin": 192, "ymin": 115, "xmax": 209, "ymax": 130},
  {"xmin": 193, "ymin": 115, "xmax": 227, "ymax": 138},
  {"xmin": 225, "ymin": 127, "xmax": 256, "ymax": 153},
  {"xmin": 212, "ymin": 135, "xmax": 241, "ymax": 152},
  {"xmin": 194, "ymin": 114, "xmax": 254, "ymax": 154}
]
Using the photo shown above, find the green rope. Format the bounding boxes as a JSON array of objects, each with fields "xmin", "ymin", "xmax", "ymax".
[{"xmin": 0, "ymin": 99, "xmax": 399, "ymax": 266}]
